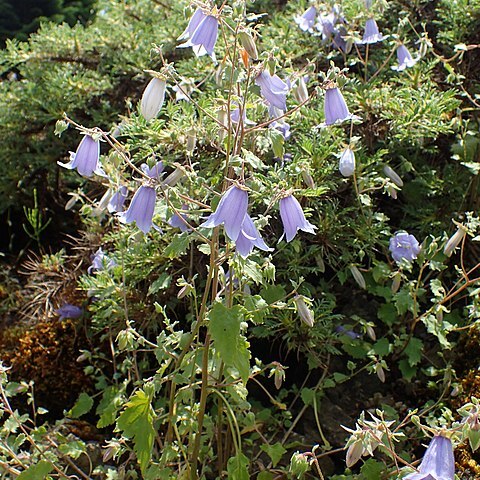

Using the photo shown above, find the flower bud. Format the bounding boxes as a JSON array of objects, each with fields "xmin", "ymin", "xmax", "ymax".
[
  {"xmin": 444, "ymin": 225, "xmax": 467, "ymax": 257},
  {"xmin": 350, "ymin": 265, "xmax": 366, "ymax": 289},
  {"xmin": 217, "ymin": 108, "xmax": 229, "ymax": 143},
  {"xmin": 366, "ymin": 325, "xmax": 376, "ymax": 341},
  {"xmin": 292, "ymin": 76, "xmax": 309, "ymax": 103},
  {"xmin": 294, "ymin": 295, "xmax": 314, "ymax": 327},
  {"xmin": 346, "ymin": 440, "xmax": 364, "ymax": 468},
  {"xmin": 375, "ymin": 363, "xmax": 386, "ymax": 383},
  {"xmin": 301, "ymin": 170, "xmax": 315, "ymax": 189},
  {"xmin": 339, "ymin": 148, "xmax": 355, "ymax": 177},
  {"xmin": 186, "ymin": 128, "xmax": 196, "ymax": 155},
  {"xmin": 391, "ymin": 272, "xmax": 401, "ymax": 293},
  {"xmin": 163, "ymin": 167, "xmax": 185, "ymax": 187},
  {"xmin": 289, "ymin": 452, "xmax": 311, "ymax": 477},
  {"xmin": 383, "ymin": 165, "xmax": 404, "ymax": 187},
  {"xmin": 141, "ymin": 77, "xmax": 167, "ymax": 121},
  {"xmin": 238, "ymin": 30, "xmax": 258, "ymax": 60},
  {"xmin": 387, "ymin": 185, "xmax": 398, "ymax": 199}
]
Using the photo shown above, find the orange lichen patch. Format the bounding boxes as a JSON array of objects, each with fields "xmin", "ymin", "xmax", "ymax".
[{"xmin": 0, "ymin": 319, "xmax": 92, "ymax": 415}]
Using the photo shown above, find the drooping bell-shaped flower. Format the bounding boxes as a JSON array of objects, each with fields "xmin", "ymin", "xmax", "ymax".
[
  {"xmin": 339, "ymin": 148, "xmax": 356, "ymax": 177},
  {"xmin": 357, "ymin": 18, "xmax": 384, "ymax": 44},
  {"xmin": 383, "ymin": 165, "xmax": 404, "ymax": 187},
  {"xmin": 316, "ymin": 13, "xmax": 336, "ymax": 41},
  {"xmin": 141, "ymin": 161, "xmax": 164, "ymax": 180},
  {"xmin": 168, "ymin": 206, "xmax": 190, "ymax": 232},
  {"xmin": 178, "ymin": 8, "xmax": 219, "ymax": 62},
  {"xmin": 118, "ymin": 185, "xmax": 157, "ymax": 234},
  {"xmin": 108, "ymin": 186, "xmax": 128, "ymax": 213},
  {"xmin": 392, "ymin": 44, "xmax": 419, "ymax": 71},
  {"xmin": 235, "ymin": 214, "xmax": 272, "ymax": 258},
  {"xmin": 55, "ymin": 304, "xmax": 83, "ymax": 320},
  {"xmin": 332, "ymin": 27, "xmax": 351, "ymax": 53},
  {"xmin": 389, "ymin": 231, "xmax": 421, "ymax": 263},
  {"xmin": 444, "ymin": 225, "xmax": 467, "ymax": 257},
  {"xmin": 270, "ymin": 120, "xmax": 291, "ymax": 140},
  {"xmin": 403, "ymin": 435, "xmax": 455, "ymax": 480},
  {"xmin": 202, "ymin": 185, "xmax": 248, "ymax": 241},
  {"xmin": 255, "ymin": 70, "xmax": 289, "ymax": 111},
  {"xmin": 88, "ymin": 247, "xmax": 116, "ymax": 274},
  {"xmin": 231, "ymin": 104, "xmax": 255, "ymax": 125},
  {"xmin": 323, "ymin": 87, "xmax": 356, "ymax": 126},
  {"xmin": 295, "ymin": 6, "xmax": 317, "ymax": 32},
  {"xmin": 279, "ymin": 194, "xmax": 317, "ymax": 242},
  {"xmin": 58, "ymin": 134, "xmax": 103, "ymax": 178},
  {"xmin": 140, "ymin": 77, "xmax": 167, "ymax": 121}
]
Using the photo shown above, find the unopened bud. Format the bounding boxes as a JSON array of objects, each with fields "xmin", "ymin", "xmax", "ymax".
[
  {"xmin": 289, "ymin": 452, "xmax": 311, "ymax": 477},
  {"xmin": 387, "ymin": 185, "xmax": 398, "ymax": 199},
  {"xmin": 238, "ymin": 30, "xmax": 258, "ymax": 60},
  {"xmin": 391, "ymin": 272, "xmax": 401, "ymax": 293},
  {"xmin": 339, "ymin": 148, "xmax": 356, "ymax": 177},
  {"xmin": 366, "ymin": 325, "xmax": 376, "ymax": 341},
  {"xmin": 444, "ymin": 225, "xmax": 467, "ymax": 257},
  {"xmin": 163, "ymin": 167, "xmax": 185, "ymax": 187},
  {"xmin": 294, "ymin": 295, "xmax": 314, "ymax": 327},
  {"xmin": 383, "ymin": 165, "xmax": 404, "ymax": 187},
  {"xmin": 345, "ymin": 441, "xmax": 363, "ymax": 468},
  {"xmin": 375, "ymin": 363, "xmax": 386, "ymax": 383},
  {"xmin": 186, "ymin": 129, "xmax": 196, "ymax": 155},
  {"xmin": 177, "ymin": 284, "xmax": 193, "ymax": 299},
  {"xmin": 141, "ymin": 77, "xmax": 167, "ymax": 121},
  {"xmin": 65, "ymin": 194, "xmax": 80, "ymax": 211},
  {"xmin": 293, "ymin": 76, "xmax": 309, "ymax": 103},
  {"xmin": 350, "ymin": 265, "xmax": 366, "ymax": 289},
  {"xmin": 217, "ymin": 108, "xmax": 229, "ymax": 143},
  {"xmin": 301, "ymin": 170, "xmax": 315, "ymax": 189}
]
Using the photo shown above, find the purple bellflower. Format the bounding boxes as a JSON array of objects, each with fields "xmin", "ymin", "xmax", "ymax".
[
  {"xmin": 404, "ymin": 435, "xmax": 455, "ymax": 480},
  {"xmin": 332, "ymin": 27, "xmax": 350, "ymax": 53},
  {"xmin": 279, "ymin": 194, "xmax": 317, "ymax": 242},
  {"xmin": 339, "ymin": 148, "xmax": 356, "ymax": 177},
  {"xmin": 231, "ymin": 105, "xmax": 255, "ymax": 126},
  {"xmin": 323, "ymin": 87, "xmax": 357, "ymax": 126},
  {"xmin": 235, "ymin": 214, "xmax": 272, "ymax": 258},
  {"xmin": 141, "ymin": 161, "xmax": 164, "ymax": 180},
  {"xmin": 108, "ymin": 186, "xmax": 128, "ymax": 213},
  {"xmin": 392, "ymin": 44, "xmax": 419, "ymax": 71},
  {"xmin": 357, "ymin": 18, "xmax": 384, "ymax": 45},
  {"xmin": 118, "ymin": 185, "xmax": 157, "ymax": 234},
  {"xmin": 255, "ymin": 71, "xmax": 289, "ymax": 111},
  {"xmin": 270, "ymin": 121, "xmax": 291, "ymax": 140},
  {"xmin": 58, "ymin": 134, "xmax": 103, "ymax": 178},
  {"xmin": 202, "ymin": 185, "xmax": 248, "ymax": 241},
  {"xmin": 295, "ymin": 6, "xmax": 317, "ymax": 32},
  {"xmin": 336, "ymin": 325, "xmax": 362, "ymax": 339},
  {"xmin": 178, "ymin": 8, "xmax": 219, "ymax": 62},
  {"xmin": 316, "ymin": 13, "xmax": 336, "ymax": 41},
  {"xmin": 389, "ymin": 231, "xmax": 421, "ymax": 263},
  {"xmin": 88, "ymin": 247, "xmax": 116, "ymax": 274},
  {"xmin": 55, "ymin": 304, "xmax": 83, "ymax": 320},
  {"xmin": 168, "ymin": 206, "xmax": 190, "ymax": 232}
]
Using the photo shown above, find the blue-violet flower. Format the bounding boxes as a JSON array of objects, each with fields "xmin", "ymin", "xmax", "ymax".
[
  {"xmin": 202, "ymin": 185, "xmax": 248, "ymax": 241},
  {"xmin": 56, "ymin": 304, "xmax": 83, "ymax": 320},
  {"xmin": 108, "ymin": 186, "xmax": 128, "ymax": 213},
  {"xmin": 295, "ymin": 6, "xmax": 317, "ymax": 32},
  {"xmin": 392, "ymin": 44, "xmax": 418, "ymax": 71},
  {"xmin": 118, "ymin": 185, "xmax": 157, "ymax": 234},
  {"xmin": 357, "ymin": 18, "xmax": 384, "ymax": 44},
  {"xmin": 58, "ymin": 134, "xmax": 103, "ymax": 178},
  {"xmin": 323, "ymin": 87, "xmax": 356, "ymax": 126},
  {"xmin": 389, "ymin": 231, "xmax": 421, "ymax": 263},
  {"xmin": 255, "ymin": 70, "xmax": 289, "ymax": 111},
  {"xmin": 279, "ymin": 194, "xmax": 317, "ymax": 242},
  {"xmin": 339, "ymin": 148, "xmax": 356, "ymax": 177},
  {"xmin": 235, "ymin": 214, "xmax": 272, "ymax": 258},
  {"xmin": 178, "ymin": 8, "xmax": 219, "ymax": 62},
  {"xmin": 403, "ymin": 435, "xmax": 454, "ymax": 480}
]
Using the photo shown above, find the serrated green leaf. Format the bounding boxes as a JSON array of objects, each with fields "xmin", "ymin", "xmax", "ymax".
[
  {"xmin": 209, "ymin": 303, "xmax": 251, "ymax": 383},
  {"xmin": 227, "ymin": 452, "xmax": 250, "ymax": 480},
  {"xmin": 147, "ymin": 273, "xmax": 171, "ymax": 296},
  {"xmin": 260, "ymin": 442, "xmax": 286, "ymax": 467},
  {"xmin": 469, "ymin": 429, "xmax": 480, "ymax": 452},
  {"xmin": 17, "ymin": 460, "xmax": 54, "ymax": 479},
  {"xmin": 360, "ymin": 458, "xmax": 384, "ymax": 479},
  {"xmin": 372, "ymin": 338, "xmax": 390, "ymax": 357},
  {"xmin": 58, "ymin": 440, "xmax": 86, "ymax": 459},
  {"xmin": 117, "ymin": 389, "xmax": 155, "ymax": 474},
  {"xmin": 404, "ymin": 338, "xmax": 423, "ymax": 367},
  {"xmin": 97, "ymin": 385, "xmax": 124, "ymax": 428},
  {"xmin": 260, "ymin": 285, "xmax": 286, "ymax": 304},
  {"xmin": 163, "ymin": 233, "xmax": 191, "ymax": 259},
  {"xmin": 68, "ymin": 392, "xmax": 93, "ymax": 419}
]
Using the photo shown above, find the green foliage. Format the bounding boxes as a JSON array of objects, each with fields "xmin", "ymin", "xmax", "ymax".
[{"xmin": 117, "ymin": 388, "xmax": 155, "ymax": 475}]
